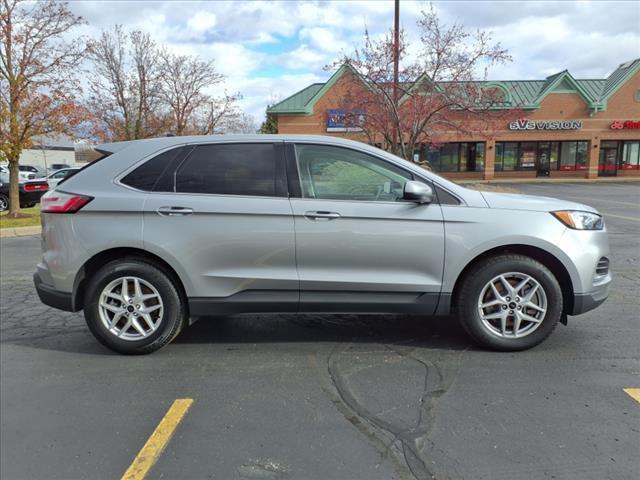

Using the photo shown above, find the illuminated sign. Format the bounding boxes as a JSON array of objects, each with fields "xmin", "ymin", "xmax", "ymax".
[
  {"xmin": 610, "ymin": 120, "xmax": 640, "ymax": 130},
  {"xmin": 509, "ymin": 118, "xmax": 582, "ymax": 131}
]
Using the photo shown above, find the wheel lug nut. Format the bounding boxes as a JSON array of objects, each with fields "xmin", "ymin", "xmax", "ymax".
[
  {"xmin": 509, "ymin": 310, "xmax": 514, "ymax": 314},
  {"xmin": 515, "ymin": 297, "xmax": 520, "ymax": 302},
  {"xmin": 502, "ymin": 305, "xmax": 507, "ymax": 310},
  {"xmin": 136, "ymin": 305, "xmax": 140, "ymax": 309},
  {"xmin": 517, "ymin": 306, "xmax": 521, "ymax": 310},
  {"xmin": 506, "ymin": 297, "xmax": 511, "ymax": 301},
  {"xmin": 129, "ymin": 300, "xmax": 133, "ymax": 304}
]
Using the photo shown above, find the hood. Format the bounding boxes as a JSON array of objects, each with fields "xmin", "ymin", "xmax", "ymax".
[{"xmin": 480, "ymin": 191, "xmax": 598, "ymax": 213}]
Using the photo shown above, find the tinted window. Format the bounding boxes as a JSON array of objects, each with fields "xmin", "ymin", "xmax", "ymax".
[
  {"xmin": 294, "ymin": 144, "xmax": 411, "ymax": 202},
  {"xmin": 121, "ymin": 147, "xmax": 184, "ymax": 191},
  {"xmin": 175, "ymin": 143, "xmax": 283, "ymax": 197}
]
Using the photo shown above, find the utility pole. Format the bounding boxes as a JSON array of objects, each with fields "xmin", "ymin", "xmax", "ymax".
[{"xmin": 392, "ymin": 0, "xmax": 400, "ymax": 156}]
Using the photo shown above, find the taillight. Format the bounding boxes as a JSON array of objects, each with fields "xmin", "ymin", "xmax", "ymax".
[
  {"xmin": 40, "ymin": 190, "xmax": 93, "ymax": 213},
  {"xmin": 24, "ymin": 182, "xmax": 48, "ymax": 192}
]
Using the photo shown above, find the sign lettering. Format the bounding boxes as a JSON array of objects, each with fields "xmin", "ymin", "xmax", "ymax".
[{"xmin": 509, "ymin": 117, "xmax": 582, "ymax": 131}]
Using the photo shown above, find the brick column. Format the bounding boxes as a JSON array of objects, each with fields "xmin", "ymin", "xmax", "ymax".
[
  {"xmin": 484, "ymin": 139, "xmax": 496, "ymax": 180},
  {"xmin": 587, "ymin": 138, "xmax": 600, "ymax": 179}
]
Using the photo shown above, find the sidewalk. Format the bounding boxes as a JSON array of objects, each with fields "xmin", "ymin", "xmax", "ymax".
[
  {"xmin": 457, "ymin": 177, "xmax": 640, "ymax": 185},
  {"xmin": 0, "ymin": 226, "xmax": 41, "ymax": 238}
]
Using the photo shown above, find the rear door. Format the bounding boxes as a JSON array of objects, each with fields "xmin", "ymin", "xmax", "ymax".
[
  {"xmin": 136, "ymin": 142, "xmax": 298, "ymax": 310},
  {"xmin": 287, "ymin": 143, "xmax": 445, "ymax": 314}
]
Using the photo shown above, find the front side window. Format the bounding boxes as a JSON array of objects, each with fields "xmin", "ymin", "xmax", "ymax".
[
  {"xmin": 294, "ymin": 144, "xmax": 412, "ymax": 202},
  {"xmin": 176, "ymin": 143, "xmax": 284, "ymax": 197}
]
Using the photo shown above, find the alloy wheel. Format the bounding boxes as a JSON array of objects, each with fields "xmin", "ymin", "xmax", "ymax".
[
  {"xmin": 477, "ymin": 272, "xmax": 547, "ymax": 339},
  {"xmin": 98, "ymin": 276, "xmax": 164, "ymax": 341}
]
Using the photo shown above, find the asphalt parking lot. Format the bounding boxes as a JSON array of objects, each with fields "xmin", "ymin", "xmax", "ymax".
[{"xmin": 1, "ymin": 182, "xmax": 639, "ymax": 480}]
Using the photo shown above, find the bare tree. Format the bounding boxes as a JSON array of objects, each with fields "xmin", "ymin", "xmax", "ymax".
[
  {"xmin": 159, "ymin": 51, "xmax": 225, "ymax": 135},
  {"xmin": 87, "ymin": 26, "xmax": 166, "ymax": 142},
  {"xmin": 0, "ymin": 0, "xmax": 86, "ymax": 216},
  {"xmin": 330, "ymin": 6, "xmax": 517, "ymax": 162}
]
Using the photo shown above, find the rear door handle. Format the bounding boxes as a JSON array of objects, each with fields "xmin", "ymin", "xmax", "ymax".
[
  {"xmin": 304, "ymin": 210, "xmax": 341, "ymax": 220},
  {"xmin": 157, "ymin": 206, "xmax": 194, "ymax": 217}
]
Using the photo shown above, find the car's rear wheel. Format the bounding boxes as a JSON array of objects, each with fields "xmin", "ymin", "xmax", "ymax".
[
  {"xmin": 84, "ymin": 259, "xmax": 187, "ymax": 354},
  {"xmin": 455, "ymin": 254, "xmax": 563, "ymax": 351},
  {"xmin": 0, "ymin": 194, "xmax": 9, "ymax": 211}
]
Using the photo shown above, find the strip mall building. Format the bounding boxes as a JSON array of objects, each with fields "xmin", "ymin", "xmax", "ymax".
[{"xmin": 267, "ymin": 58, "xmax": 640, "ymax": 180}]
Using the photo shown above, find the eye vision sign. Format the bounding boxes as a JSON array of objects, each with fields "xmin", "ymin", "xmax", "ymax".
[{"xmin": 509, "ymin": 118, "xmax": 583, "ymax": 131}]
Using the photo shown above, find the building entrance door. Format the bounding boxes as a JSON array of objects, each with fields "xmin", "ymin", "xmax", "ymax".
[
  {"xmin": 537, "ymin": 142, "xmax": 551, "ymax": 177},
  {"xmin": 599, "ymin": 141, "xmax": 619, "ymax": 177}
]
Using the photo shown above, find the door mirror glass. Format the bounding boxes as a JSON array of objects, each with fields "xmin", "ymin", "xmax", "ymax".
[{"xmin": 403, "ymin": 181, "xmax": 433, "ymax": 204}]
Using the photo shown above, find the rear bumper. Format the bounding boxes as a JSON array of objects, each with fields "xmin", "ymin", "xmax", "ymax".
[
  {"xmin": 570, "ymin": 282, "xmax": 610, "ymax": 316},
  {"xmin": 33, "ymin": 272, "xmax": 74, "ymax": 312}
]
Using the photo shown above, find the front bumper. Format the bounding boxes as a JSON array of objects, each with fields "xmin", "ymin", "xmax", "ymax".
[
  {"xmin": 33, "ymin": 272, "xmax": 74, "ymax": 312},
  {"xmin": 570, "ymin": 281, "xmax": 610, "ymax": 316}
]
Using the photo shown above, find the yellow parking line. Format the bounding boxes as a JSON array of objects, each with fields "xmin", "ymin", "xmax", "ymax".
[
  {"xmin": 623, "ymin": 388, "xmax": 640, "ymax": 404},
  {"xmin": 121, "ymin": 398, "xmax": 194, "ymax": 480}
]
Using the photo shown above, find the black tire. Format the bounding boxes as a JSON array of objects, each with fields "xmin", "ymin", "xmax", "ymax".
[
  {"xmin": 0, "ymin": 193, "xmax": 9, "ymax": 212},
  {"xmin": 83, "ymin": 258, "xmax": 188, "ymax": 354},
  {"xmin": 455, "ymin": 254, "xmax": 562, "ymax": 351}
]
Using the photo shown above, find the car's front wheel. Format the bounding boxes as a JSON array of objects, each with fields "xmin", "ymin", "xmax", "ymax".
[
  {"xmin": 455, "ymin": 254, "xmax": 563, "ymax": 351},
  {"xmin": 83, "ymin": 259, "xmax": 187, "ymax": 354}
]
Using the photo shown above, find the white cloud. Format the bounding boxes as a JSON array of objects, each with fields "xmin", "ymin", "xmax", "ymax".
[{"xmin": 63, "ymin": 0, "xmax": 640, "ymax": 122}]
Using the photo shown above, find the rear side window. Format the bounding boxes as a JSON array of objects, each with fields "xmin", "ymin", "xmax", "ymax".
[
  {"xmin": 175, "ymin": 143, "xmax": 285, "ymax": 197},
  {"xmin": 121, "ymin": 147, "xmax": 184, "ymax": 191}
]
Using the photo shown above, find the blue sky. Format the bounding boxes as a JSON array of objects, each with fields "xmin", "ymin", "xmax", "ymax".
[{"xmin": 67, "ymin": 0, "xmax": 640, "ymax": 122}]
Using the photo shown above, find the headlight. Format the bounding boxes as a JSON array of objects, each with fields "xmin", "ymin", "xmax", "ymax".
[{"xmin": 551, "ymin": 210, "xmax": 603, "ymax": 230}]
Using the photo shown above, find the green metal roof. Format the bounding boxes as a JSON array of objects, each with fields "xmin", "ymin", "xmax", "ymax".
[
  {"xmin": 267, "ymin": 58, "xmax": 639, "ymax": 114},
  {"xmin": 268, "ymin": 83, "xmax": 324, "ymax": 113}
]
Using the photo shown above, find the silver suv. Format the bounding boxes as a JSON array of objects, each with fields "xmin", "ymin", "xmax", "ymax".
[{"xmin": 34, "ymin": 135, "xmax": 611, "ymax": 354}]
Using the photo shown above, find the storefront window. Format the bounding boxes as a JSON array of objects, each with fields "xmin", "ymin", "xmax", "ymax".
[
  {"xmin": 559, "ymin": 141, "xmax": 588, "ymax": 170},
  {"xmin": 421, "ymin": 142, "xmax": 485, "ymax": 172},
  {"xmin": 495, "ymin": 142, "xmax": 518, "ymax": 171},
  {"xmin": 622, "ymin": 141, "xmax": 640, "ymax": 169},
  {"xmin": 519, "ymin": 142, "xmax": 537, "ymax": 170},
  {"xmin": 475, "ymin": 143, "xmax": 485, "ymax": 172},
  {"xmin": 560, "ymin": 142, "xmax": 577, "ymax": 170}
]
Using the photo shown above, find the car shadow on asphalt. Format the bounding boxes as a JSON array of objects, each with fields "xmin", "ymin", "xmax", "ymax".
[{"xmin": 172, "ymin": 313, "xmax": 472, "ymax": 352}]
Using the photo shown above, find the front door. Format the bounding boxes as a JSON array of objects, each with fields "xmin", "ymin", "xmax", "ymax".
[
  {"xmin": 599, "ymin": 141, "xmax": 619, "ymax": 177},
  {"xmin": 287, "ymin": 143, "xmax": 445, "ymax": 314},
  {"xmin": 537, "ymin": 142, "xmax": 551, "ymax": 177}
]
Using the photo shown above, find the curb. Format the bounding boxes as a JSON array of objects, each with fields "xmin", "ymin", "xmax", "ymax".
[
  {"xmin": 0, "ymin": 226, "xmax": 42, "ymax": 238},
  {"xmin": 457, "ymin": 178, "xmax": 640, "ymax": 185}
]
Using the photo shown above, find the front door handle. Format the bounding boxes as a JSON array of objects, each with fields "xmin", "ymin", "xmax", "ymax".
[
  {"xmin": 304, "ymin": 210, "xmax": 341, "ymax": 220},
  {"xmin": 157, "ymin": 206, "xmax": 194, "ymax": 217}
]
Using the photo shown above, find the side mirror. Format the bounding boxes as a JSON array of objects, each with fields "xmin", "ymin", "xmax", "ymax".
[{"xmin": 403, "ymin": 180, "xmax": 433, "ymax": 204}]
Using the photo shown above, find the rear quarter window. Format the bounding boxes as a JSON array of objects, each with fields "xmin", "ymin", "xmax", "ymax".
[{"xmin": 121, "ymin": 147, "xmax": 185, "ymax": 192}]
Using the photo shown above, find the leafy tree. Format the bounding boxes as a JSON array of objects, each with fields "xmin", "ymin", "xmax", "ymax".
[
  {"xmin": 259, "ymin": 110, "xmax": 278, "ymax": 134},
  {"xmin": 329, "ymin": 6, "xmax": 517, "ymax": 162},
  {"xmin": 0, "ymin": 0, "xmax": 85, "ymax": 216}
]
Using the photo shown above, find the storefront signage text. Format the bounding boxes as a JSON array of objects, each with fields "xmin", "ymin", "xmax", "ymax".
[
  {"xmin": 508, "ymin": 118, "xmax": 582, "ymax": 131},
  {"xmin": 610, "ymin": 120, "xmax": 640, "ymax": 130}
]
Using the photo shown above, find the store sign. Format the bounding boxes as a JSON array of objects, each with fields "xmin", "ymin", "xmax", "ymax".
[
  {"xmin": 508, "ymin": 118, "xmax": 582, "ymax": 131},
  {"xmin": 326, "ymin": 109, "xmax": 364, "ymax": 132},
  {"xmin": 610, "ymin": 120, "xmax": 640, "ymax": 130}
]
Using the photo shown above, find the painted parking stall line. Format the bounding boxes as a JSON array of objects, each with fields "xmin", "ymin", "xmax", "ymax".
[
  {"xmin": 121, "ymin": 398, "xmax": 194, "ymax": 480},
  {"xmin": 623, "ymin": 388, "xmax": 640, "ymax": 404}
]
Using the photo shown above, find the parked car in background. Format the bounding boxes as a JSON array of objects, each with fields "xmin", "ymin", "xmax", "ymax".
[
  {"xmin": 0, "ymin": 172, "xmax": 48, "ymax": 211},
  {"xmin": 18, "ymin": 165, "xmax": 47, "ymax": 181},
  {"xmin": 47, "ymin": 167, "xmax": 81, "ymax": 189},
  {"xmin": 34, "ymin": 135, "xmax": 610, "ymax": 354},
  {"xmin": 47, "ymin": 163, "xmax": 72, "ymax": 174}
]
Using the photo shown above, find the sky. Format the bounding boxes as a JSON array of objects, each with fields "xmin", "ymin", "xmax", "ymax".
[{"xmin": 66, "ymin": 0, "xmax": 640, "ymax": 123}]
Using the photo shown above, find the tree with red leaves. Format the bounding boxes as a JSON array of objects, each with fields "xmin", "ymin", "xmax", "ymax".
[
  {"xmin": 329, "ymin": 6, "xmax": 519, "ymax": 163},
  {"xmin": 1, "ymin": 0, "xmax": 86, "ymax": 217}
]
